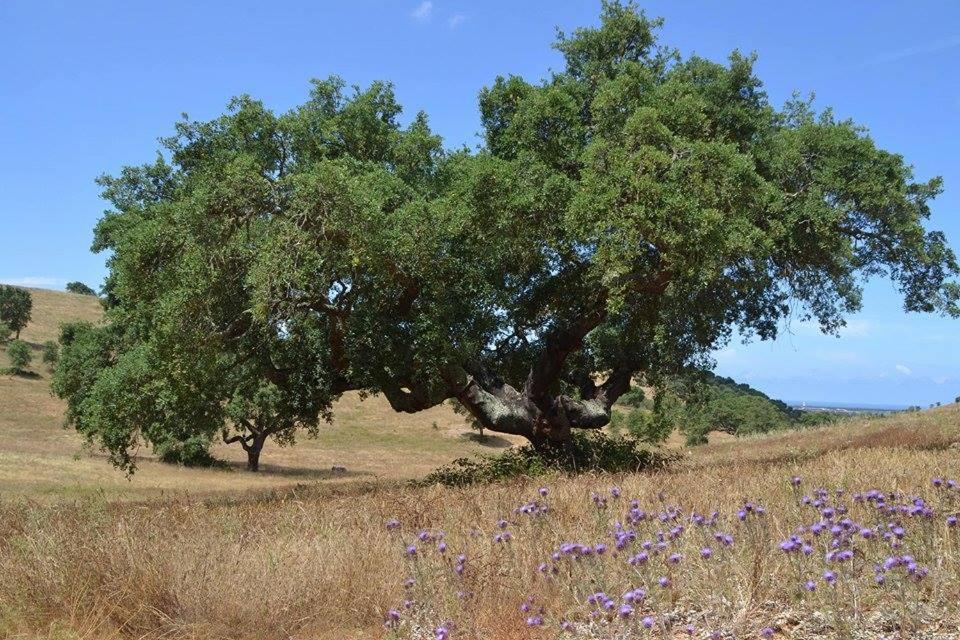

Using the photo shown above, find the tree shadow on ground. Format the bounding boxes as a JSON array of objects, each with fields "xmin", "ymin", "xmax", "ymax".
[
  {"xmin": 459, "ymin": 432, "xmax": 514, "ymax": 448},
  {"xmin": 4, "ymin": 369, "xmax": 42, "ymax": 380},
  {"xmin": 220, "ymin": 460, "xmax": 375, "ymax": 479}
]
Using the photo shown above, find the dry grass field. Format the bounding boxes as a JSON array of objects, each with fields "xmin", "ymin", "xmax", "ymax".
[
  {"xmin": 3, "ymin": 288, "xmax": 960, "ymax": 639},
  {"xmin": 0, "ymin": 288, "xmax": 527, "ymax": 501}
]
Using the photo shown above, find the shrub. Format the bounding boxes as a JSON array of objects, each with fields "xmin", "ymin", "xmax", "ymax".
[
  {"xmin": 7, "ymin": 339, "xmax": 32, "ymax": 373},
  {"xmin": 65, "ymin": 281, "xmax": 97, "ymax": 296},
  {"xmin": 418, "ymin": 431, "xmax": 678, "ymax": 487},
  {"xmin": 618, "ymin": 387, "xmax": 647, "ymax": 408},
  {"xmin": 41, "ymin": 340, "xmax": 59, "ymax": 369},
  {"xmin": 153, "ymin": 435, "xmax": 219, "ymax": 467},
  {"xmin": 0, "ymin": 321, "xmax": 10, "ymax": 343}
]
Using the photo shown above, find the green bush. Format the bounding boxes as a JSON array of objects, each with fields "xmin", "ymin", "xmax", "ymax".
[
  {"xmin": 41, "ymin": 340, "xmax": 59, "ymax": 369},
  {"xmin": 618, "ymin": 387, "xmax": 647, "ymax": 408},
  {"xmin": 0, "ymin": 321, "xmax": 11, "ymax": 343},
  {"xmin": 418, "ymin": 431, "xmax": 678, "ymax": 487},
  {"xmin": 7, "ymin": 339, "xmax": 32, "ymax": 373},
  {"xmin": 65, "ymin": 281, "xmax": 97, "ymax": 296},
  {"xmin": 153, "ymin": 435, "xmax": 219, "ymax": 467}
]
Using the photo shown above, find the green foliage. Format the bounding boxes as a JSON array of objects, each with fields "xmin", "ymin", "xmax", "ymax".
[
  {"xmin": 618, "ymin": 387, "xmax": 647, "ymax": 408},
  {"xmin": 41, "ymin": 340, "xmax": 59, "ymax": 368},
  {"xmin": 0, "ymin": 286, "xmax": 32, "ymax": 339},
  {"xmin": 153, "ymin": 435, "xmax": 218, "ymax": 467},
  {"xmin": 6, "ymin": 340, "xmax": 32, "ymax": 373},
  {"xmin": 418, "ymin": 431, "xmax": 677, "ymax": 487},
  {"xmin": 65, "ymin": 282, "xmax": 97, "ymax": 296},
  {"xmin": 629, "ymin": 371, "xmax": 800, "ymax": 445},
  {"xmin": 62, "ymin": 1, "xmax": 959, "ymax": 466},
  {"xmin": 0, "ymin": 321, "xmax": 10, "ymax": 344}
]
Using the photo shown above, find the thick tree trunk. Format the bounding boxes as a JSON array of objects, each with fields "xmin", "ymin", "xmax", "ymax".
[
  {"xmin": 246, "ymin": 435, "xmax": 266, "ymax": 472},
  {"xmin": 446, "ymin": 364, "xmax": 632, "ymax": 450}
]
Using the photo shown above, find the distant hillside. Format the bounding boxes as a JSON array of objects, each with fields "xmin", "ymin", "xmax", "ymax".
[
  {"xmin": 616, "ymin": 370, "xmax": 810, "ymax": 445},
  {"xmin": 16, "ymin": 287, "xmax": 104, "ymax": 345}
]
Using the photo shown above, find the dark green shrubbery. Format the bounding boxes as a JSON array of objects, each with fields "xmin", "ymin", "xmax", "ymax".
[
  {"xmin": 418, "ymin": 432, "xmax": 678, "ymax": 487},
  {"xmin": 153, "ymin": 435, "xmax": 220, "ymax": 467}
]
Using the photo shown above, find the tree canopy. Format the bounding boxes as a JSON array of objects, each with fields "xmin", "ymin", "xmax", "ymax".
[
  {"xmin": 56, "ymin": 2, "xmax": 959, "ymax": 469},
  {"xmin": 0, "ymin": 286, "xmax": 32, "ymax": 339},
  {"xmin": 66, "ymin": 281, "xmax": 98, "ymax": 296}
]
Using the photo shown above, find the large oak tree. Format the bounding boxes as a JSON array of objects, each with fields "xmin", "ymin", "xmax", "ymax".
[{"xmin": 58, "ymin": 2, "xmax": 958, "ymax": 468}]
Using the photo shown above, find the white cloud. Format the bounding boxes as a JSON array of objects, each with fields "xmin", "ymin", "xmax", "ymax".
[
  {"xmin": 411, "ymin": 1, "xmax": 432, "ymax": 21},
  {"xmin": 895, "ymin": 364, "xmax": 913, "ymax": 376},
  {"xmin": 448, "ymin": 13, "xmax": 466, "ymax": 28},
  {"xmin": 0, "ymin": 276, "xmax": 66, "ymax": 289},
  {"xmin": 932, "ymin": 375, "xmax": 950, "ymax": 385}
]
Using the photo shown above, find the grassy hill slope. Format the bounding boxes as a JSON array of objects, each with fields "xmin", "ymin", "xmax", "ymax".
[
  {"xmin": 0, "ymin": 288, "xmax": 524, "ymax": 501},
  {"xmin": 2, "ymin": 287, "xmax": 958, "ymax": 503}
]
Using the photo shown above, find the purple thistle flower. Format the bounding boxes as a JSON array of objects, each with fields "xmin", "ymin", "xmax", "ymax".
[
  {"xmin": 760, "ymin": 627, "xmax": 775, "ymax": 638},
  {"xmin": 384, "ymin": 609, "xmax": 401, "ymax": 625},
  {"xmin": 658, "ymin": 576, "xmax": 671, "ymax": 588},
  {"xmin": 526, "ymin": 616, "xmax": 543, "ymax": 627},
  {"xmin": 667, "ymin": 552, "xmax": 682, "ymax": 564},
  {"xmin": 539, "ymin": 487, "xmax": 548, "ymax": 497},
  {"xmin": 823, "ymin": 570, "xmax": 837, "ymax": 585},
  {"xmin": 791, "ymin": 476, "xmax": 802, "ymax": 486},
  {"xmin": 619, "ymin": 604, "xmax": 634, "ymax": 618},
  {"xmin": 642, "ymin": 615, "xmax": 655, "ymax": 629},
  {"xmin": 701, "ymin": 547, "xmax": 713, "ymax": 559},
  {"xmin": 611, "ymin": 486, "xmax": 622, "ymax": 498},
  {"xmin": 435, "ymin": 625, "xmax": 450, "ymax": 640},
  {"xmin": 405, "ymin": 544, "xmax": 417, "ymax": 556},
  {"xmin": 947, "ymin": 515, "xmax": 958, "ymax": 527},
  {"xmin": 385, "ymin": 518, "xmax": 400, "ymax": 530},
  {"xmin": 804, "ymin": 579, "xmax": 816, "ymax": 591}
]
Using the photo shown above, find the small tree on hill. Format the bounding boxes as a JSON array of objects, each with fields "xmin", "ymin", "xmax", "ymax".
[
  {"xmin": 65, "ymin": 282, "xmax": 97, "ymax": 296},
  {"xmin": 41, "ymin": 340, "xmax": 59, "ymax": 370},
  {"xmin": 0, "ymin": 286, "xmax": 32, "ymax": 339},
  {"xmin": 0, "ymin": 321, "xmax": 11, "ymax": 344},
  {"xmin": 7, "ymin": 340, "xmax": 32, "ymax": 374}
]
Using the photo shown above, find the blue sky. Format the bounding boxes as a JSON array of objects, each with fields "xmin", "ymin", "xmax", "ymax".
[{"xmin": 1, "ymin": 1, "xmax": 958, "ymax": 407}]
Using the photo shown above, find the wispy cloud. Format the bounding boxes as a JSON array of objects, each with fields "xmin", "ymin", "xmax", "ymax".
[
  {"xmin": 867, "ymin": 35, "xmax": 960, "ymax": 66},
  {"xmin": 411, "ymin": 1, "xmax": 433, "ymax": 21},
  {"xmin": 0, "ymin": 276, "xmax": 66, "ymax": 289},
  {"xmin": 895, "ymin": 364, "xmax": 913, "ymax": 376},
  {"xmin": 448, "ymin": 13, "xmax": 466, "ymax": 29}
]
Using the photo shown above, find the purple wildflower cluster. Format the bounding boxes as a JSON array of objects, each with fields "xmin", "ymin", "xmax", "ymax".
[{"xmin": 381, "ymin": 476, "xmax": 960, "ymax": 638}]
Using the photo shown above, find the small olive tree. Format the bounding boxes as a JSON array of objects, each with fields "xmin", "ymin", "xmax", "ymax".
[
  {"xmin": 7, "ymin": 340, "xmax": 32, "ymax": 374},
  {"xmin": 0, "ymin": 286, "xmax": 32, "ymax": 339}
]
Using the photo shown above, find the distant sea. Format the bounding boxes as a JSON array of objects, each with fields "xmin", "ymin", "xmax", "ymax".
[{"xmin": 785, "ymin": 400, "xmax": 908, "ymax": 413}]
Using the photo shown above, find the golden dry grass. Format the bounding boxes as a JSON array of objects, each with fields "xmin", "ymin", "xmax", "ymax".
[
  {"xmin": 0, "ymin": 289, "xmax": 525, "ymax": 502},
  {"xmin": 5, "ymin": 288, "xmax": 960, "ymax": 639},
  {"xmin": 2, "ymin": 446, "xmax": 960, "ymax": 639}
]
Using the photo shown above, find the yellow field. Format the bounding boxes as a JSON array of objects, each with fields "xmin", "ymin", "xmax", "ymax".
[
  {"xmin": 3, "ymin": 288, "xmax": 960, "ymax": 639},
  {"xmin": 0, "ymin": 288, "xmax": 526, "ymax": 501}
]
